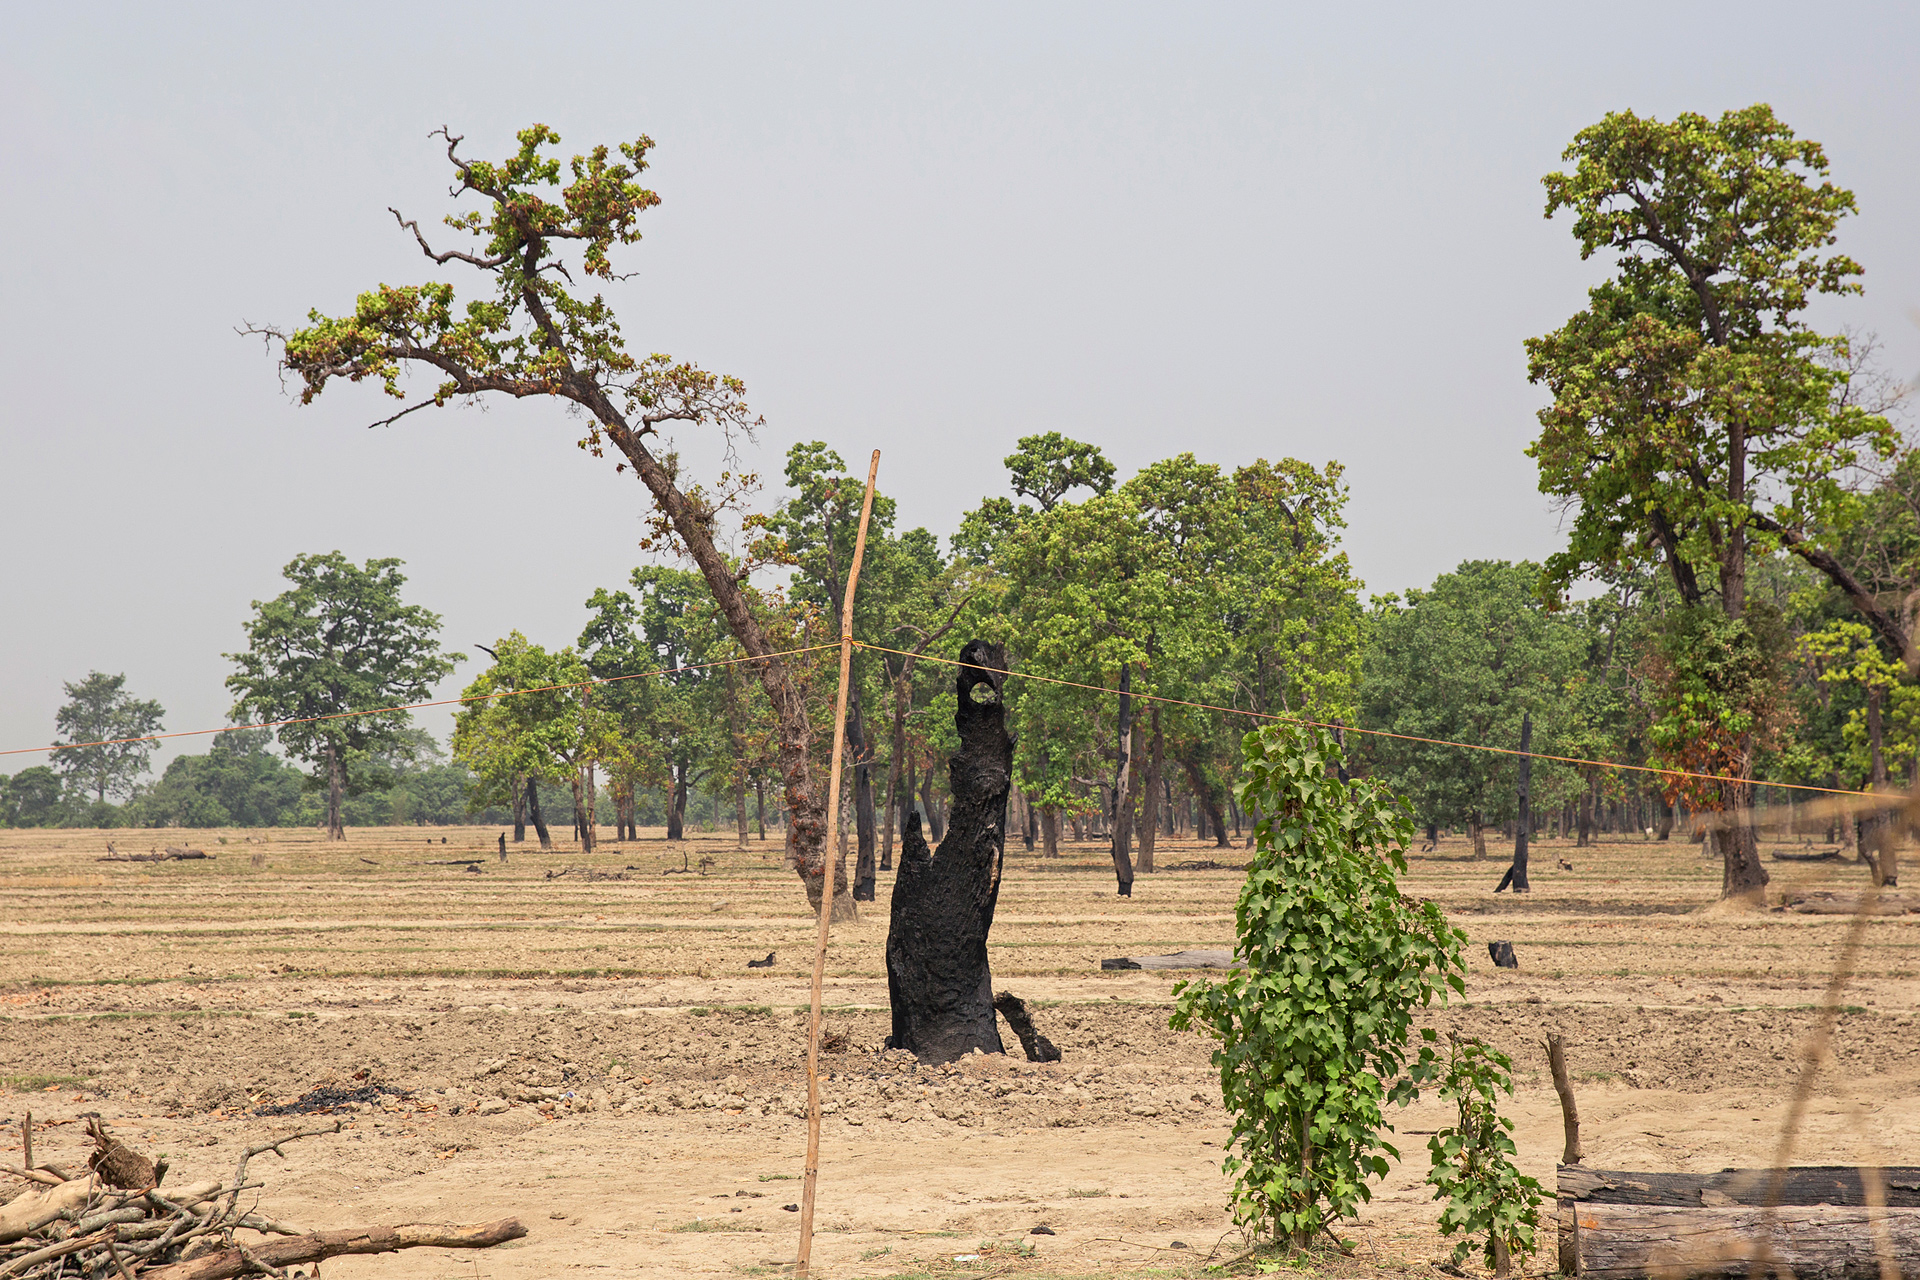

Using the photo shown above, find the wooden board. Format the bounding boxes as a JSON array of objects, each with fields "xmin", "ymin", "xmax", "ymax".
[
  {"xmin": 1571, "ymin": 1204, "xmax": 1920, "ymax": 1280},
  {"xmin": 1559, "ymin": 1165, "xmax": 1920, "ymax": 1208}
]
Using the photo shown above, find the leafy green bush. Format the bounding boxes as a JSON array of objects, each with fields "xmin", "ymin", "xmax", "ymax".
[
  {"xmin": 1171, "ymin": 722, "xmax": 1466, "ymax": 1246},
  {"xmin": 1426, "ymin": 1034, "xmax": 1543, "ymax": 1277}
]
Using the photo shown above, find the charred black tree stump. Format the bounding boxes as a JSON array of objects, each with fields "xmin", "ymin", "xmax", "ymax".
[{"xmin": 885, "ymin": 640, "xmax": 1014, "ymax": 1063}]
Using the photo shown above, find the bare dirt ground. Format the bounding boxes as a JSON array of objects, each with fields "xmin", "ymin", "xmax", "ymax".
[{"xmin": 3, "ymin": 823, "xmax": 1916, "ymax": 1279}]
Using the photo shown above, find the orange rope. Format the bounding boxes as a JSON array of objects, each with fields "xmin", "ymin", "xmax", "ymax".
[
  {"xmin": 854, "ymin": 641, "xmax": 1876, "ymax": 801},
  {"xmin": 7, "ymin": 633, "xmax": 1876, "ymax": 802},
  {"xmin": 3, "ymin": 643, "xmax": 841, "ymax": 759}
]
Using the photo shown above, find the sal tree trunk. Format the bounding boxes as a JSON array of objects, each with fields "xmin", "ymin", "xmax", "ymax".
[
  {"xmin": 1137, "ymin": 707, "xmax": 1162, "ymax": 874},
  {"xmin": 1109, "ymin": 662, "xmax": 1136, "ymax": 896},
  {"xmin": 850, "ymin": 694, "xmax": 877, "ymax": 901},
  {"xmin": 323, "ymin": 743, "xmax": 345, "ymax": 841},
  {"xmin": 885, "ymin": 641, "xmax": 1012, "ymax": 1063}
]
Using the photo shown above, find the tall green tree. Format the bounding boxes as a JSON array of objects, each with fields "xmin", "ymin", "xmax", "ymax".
[
  {"xmin": 50, "ymin": 672, "xmax": 166, "ymax": 804},
  {"xmin": 1525, "ymin": 104, "xmax": 1899, "ymax": 899},
  {"xmin": 579, "ymin": 568, "xmax": 735, "ymax": 841},
  {"xmin": 455, "ymin": 632, "xmax": 617, "ymax": 851},
  {"xmin": 227, "ymin": 553, "xmax": 459, "ymax": 839},
  {"xmin": 256, "ymin": 125, "xmax": 854, "ymax": 918},
  {"xmin": 1362, "ymin": 562, "xmax": 1582, "ymax": 854}
]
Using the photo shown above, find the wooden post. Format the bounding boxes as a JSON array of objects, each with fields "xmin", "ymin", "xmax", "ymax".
[
  {"xmin": 795, "ymin": 450, "xmax": 879, "ymax": 1279},
  {"xmin": 1545, "ymin": 1033, "xmax": 1580, "ymax": 1165}
]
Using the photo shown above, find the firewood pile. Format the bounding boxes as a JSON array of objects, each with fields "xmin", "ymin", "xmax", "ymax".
[{"xmin": 1, "ymin": 1117, "xmax": 523, "ymax": 1279}]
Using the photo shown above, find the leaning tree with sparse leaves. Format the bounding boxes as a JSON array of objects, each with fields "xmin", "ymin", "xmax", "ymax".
[{"xmin": 250, "ymin": 125, "xmax": 855, "ymax": 918}]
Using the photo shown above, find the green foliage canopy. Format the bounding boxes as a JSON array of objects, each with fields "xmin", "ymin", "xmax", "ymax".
[{"xmin": 50, "ymin": 672, "xmax": 166, "ymax": 804}]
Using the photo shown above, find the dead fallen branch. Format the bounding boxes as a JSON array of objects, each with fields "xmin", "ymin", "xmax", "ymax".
[
  {"xmin": 0, "ymin": 1119, "xmax": 525, "ymax": 1279},
  {"xmin": 97, "ymin": 849, "xmax": 213, "ymax": 863},
  {"xmin": 140, "ymin": 1217, "xmax": 528, "ymax": 1280}
]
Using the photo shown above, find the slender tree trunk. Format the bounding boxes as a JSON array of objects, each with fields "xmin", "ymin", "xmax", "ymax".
[
  {"xmin": 1041, "ymin": 804, "xmax": 1059, "ymax": 857},
  {"xmin": 569, "ymin": 772, "xmax": 591, "ymax": 853},
  {"xmin": 1470, "ymin": 815, "xmax": 1488, "ymax": 860},
  {"xmin": 1138, "ymin": 707, "xmax": 1162, "ymax": 875},
  {"xmin": 583, "ymin": 764, "xmax": 597, "ymax": 854},
  {"xmin": 920, "ymin": 763, "xmax": 945, "ymax": 842},
  {"xmin": 325, "ymin": 743, "xmax": 345, "ymax": 841},
  {"xmin": 850, "ymin": 692, "xmax": 877, "ymax": 901},
  {"xmin": 1110, "ymin": 662, "xmax": 1136, "ymax": 897},
  {"xmin": 1499, "ymin": 711, "xmax": 1532, "ymax": 893},
  {"xmin": 668, "ymin": 761, "xmax": 688, "ymax": 841},
  {"xmin": 1861, "ymin": 687, "xmax": 1896, "ymax": 887},
  {"xmin": 526, "ymin": 776, "xmax": 552, "ymax": 850},
  {"xmin": 511, "ymin": 774, "xmax": 527, "ymax": 842},
  {"xmin": 883, "ymin": 668, "xmax": 913, "ymax": 872},
  {"xmin": 1577, "ymin": 779, "xmax": 1594, "ymax": 847},
  {"xmin": 1183, "ymin": 758, "xmax": 1230, "ymax": 849}
]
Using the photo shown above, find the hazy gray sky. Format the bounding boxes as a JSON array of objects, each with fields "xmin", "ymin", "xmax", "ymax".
[{"xmin": 3, "ymin": 2, "xmax": 1916, "ymax": 772}]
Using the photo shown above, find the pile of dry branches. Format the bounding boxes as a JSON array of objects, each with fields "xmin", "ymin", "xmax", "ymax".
[{"xmin": 1, "ymin": 1118, "xmax": 522, "ymax": 1280}]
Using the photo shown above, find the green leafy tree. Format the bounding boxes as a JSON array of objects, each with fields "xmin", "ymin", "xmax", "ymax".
[
  {"xmin": 1171, "ymin": 723, "xmax": 1466, "ymax": 1247},
  {"xmin": 579, "ymin": 569, "xmax": 735, "ymax": 842},
  {"xmin": 135, "ymin": 729, "xmax": 309, "ymax": 828},
  {"xmin": 226, "ymin": 553, "xmax": 460, "ymax": 839},
  {"xmin": 255, "ymin": 125, "xmax": 852, "ymax": 917},
  {"xmin": 1797, "ymin": 620, "xmax": 1909, "ymax": 883},
  {"xmin": 1425, "ymin": 1036, "xmax": 1544, "ymax": 1278},
  {"xmin": 454, "ymin": 632, "xmax": 616, "ymax": 851},
  {"xmin": 1525, "ymin": 104, "xmax": 1900, "ymax": 898},
  {"xmin": 1361, "ymin": 562, "xmax": 1582, "ymax": 854},
  {"xmin": 0, "ymin": 766, "xmax": 68, "ymax": 828},
  {"xmin": 50, "ymin": 672, "xmax": 166, "ymax": 804}
]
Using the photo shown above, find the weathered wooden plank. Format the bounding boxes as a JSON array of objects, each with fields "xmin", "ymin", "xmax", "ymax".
[
  {"xmin": 1560, "ymin": 1166, "xmax": 1920, "ymax": 1208},
  {"xmin": 1573, "ymin": 1204, "xmax": 1920, "ymax": 1280}
]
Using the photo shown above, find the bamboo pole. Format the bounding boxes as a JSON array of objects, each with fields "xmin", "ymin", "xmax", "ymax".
[{"xmin": 796, "ymin": 449, "xmax": 880, "ymax": 1278}]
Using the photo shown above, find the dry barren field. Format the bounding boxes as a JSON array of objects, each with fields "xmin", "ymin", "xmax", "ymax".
[{"xmin": 3, "ymin": 824, "xmax": 1916, "ymax": 1279}]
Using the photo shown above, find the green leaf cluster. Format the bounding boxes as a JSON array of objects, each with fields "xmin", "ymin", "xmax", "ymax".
[{"xmin": 1170, "ymin": 722, "xmax": 1465, "ymax": 1245}]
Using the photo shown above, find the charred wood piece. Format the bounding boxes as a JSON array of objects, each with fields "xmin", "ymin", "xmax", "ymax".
[{"xmin": 992, "ymin": 992, "xmax": 1062, "ymax": 1062}]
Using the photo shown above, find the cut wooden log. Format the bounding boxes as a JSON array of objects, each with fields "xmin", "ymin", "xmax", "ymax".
[
  {"xmin": 1560, "ymin": 1165, "xmax": 1920, "ymax": 1208},
  {"xmin": 140, "ymin": 1217, "xmax": 527, "ymax": 1280},
  {"xmin": 1099, "ymin": 949, "xmax": 1238, "ymax": 971},
  {"xmin": 1570, "ymin": 1203, "xmax": 1920, "ymax": 1280}
]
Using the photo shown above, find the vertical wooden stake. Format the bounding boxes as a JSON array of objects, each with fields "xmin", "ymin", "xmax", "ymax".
[
  {"xmin": 796, "ymin": 449, "xmax": 880, "ymax": 1278},
  {"xmin": 22, "ymin": 1111, "xmax": 31, "ymax": 1171},
  {"xmin": 1544, "ymin": 1033, "xmax": 1580, "ymax": 1165}
]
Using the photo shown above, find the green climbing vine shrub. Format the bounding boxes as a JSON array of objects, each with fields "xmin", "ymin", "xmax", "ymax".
[
  {"xmin": 1171, "ymin": 722, "xmax": 1467, "ymax": 1247},
  {"xmin": 1426, "ymin": 1034, "xmax": 1544, "ymax": 1278}
]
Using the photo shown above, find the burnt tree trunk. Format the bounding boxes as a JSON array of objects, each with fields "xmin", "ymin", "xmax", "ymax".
[
  {"xmin": 1499, "ymin": 711, "xmax": 1533, "ymax": 893},
  {"xmin": 885, "ymin": 641, "xmax": 1013, "ymax": 1063}
]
